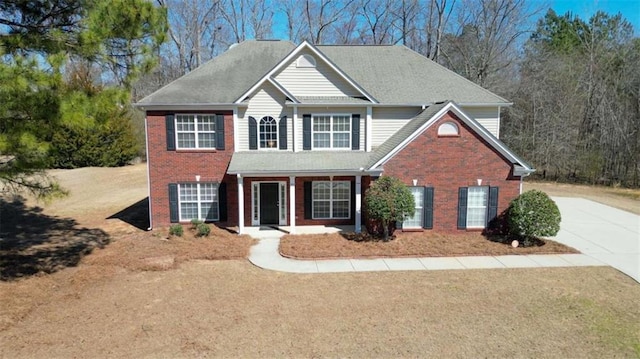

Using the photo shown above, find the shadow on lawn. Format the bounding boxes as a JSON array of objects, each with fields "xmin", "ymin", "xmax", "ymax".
[
  {"xmin": 107, "ymin": 197, "xmax": 149, "ymax": 230},
  {"xmin": 0, "ymin": 197, "xmax": 110, "ymax": 281}
]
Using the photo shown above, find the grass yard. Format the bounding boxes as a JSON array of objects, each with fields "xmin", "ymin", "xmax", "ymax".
[{"xmin": 0, "ymin": 164, "xmax": 638, "ymax": 357}]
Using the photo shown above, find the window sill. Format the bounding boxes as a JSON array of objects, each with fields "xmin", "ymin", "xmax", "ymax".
[
  {"xmin": 175, "ymin": 148, "xmax": 218, "ymax": 153},
  {"xmin": 401, "ymin": 228, "xmax": 424, "ymax": 232},
  {"xmin": 437, "ymin": 134, "xmax": 460, "ymax": 138}
]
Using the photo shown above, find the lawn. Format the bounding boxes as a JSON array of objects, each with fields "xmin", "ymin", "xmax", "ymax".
[{"xmin": 0, "ymin": 164, "xmax": 638, "ymax": 357}]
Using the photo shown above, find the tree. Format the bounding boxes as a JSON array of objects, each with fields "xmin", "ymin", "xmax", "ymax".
[
  {"xmin": 364, "ymin": 176, "xmax": 414, "ymax": 240},
  {"xmin": 0, "ymin": 0, "xmax": 167, "ymax": 197}
]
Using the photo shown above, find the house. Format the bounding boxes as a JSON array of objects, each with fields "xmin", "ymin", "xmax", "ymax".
[{"xmin": 135, "ymin": 40, "xmax": 534, "ymax": 234}]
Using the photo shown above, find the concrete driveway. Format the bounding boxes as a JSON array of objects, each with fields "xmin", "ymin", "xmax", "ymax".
[{"xmin": 551, "ymin": 197, "xmax": 640, "ymax": 283}]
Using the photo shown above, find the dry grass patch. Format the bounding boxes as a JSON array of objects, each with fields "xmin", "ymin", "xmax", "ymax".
[
  {"xmin": 84, "ymin": 225, "xmax": 255, "ymax": 271},
  {"xmin": 280, "ymin": 231, "xmax": 578, "ymax": 259}
]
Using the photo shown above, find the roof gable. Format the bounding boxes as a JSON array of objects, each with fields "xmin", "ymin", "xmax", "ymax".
[
  {"xmin": 369, "ymin": 101, "xmax": 533, "ymax": 172},
  {"xmin": 234, "ymin": 41, "xmax": 377, "ymax": 104}
]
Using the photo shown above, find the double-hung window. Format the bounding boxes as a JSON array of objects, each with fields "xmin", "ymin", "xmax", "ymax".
[
  {"xmin": 403, "ymin": 187, "xmax": 424, "ymax": 229},
  {"xmin": 176, "ymin": 114, "xmax": 216, "ymax": 149},
  {"xmin": 466, "ymin": 186, "xmax": 488, "ymax": 228},
  {"xmin": 179, "ymin": 183, "xmax": 219, "ymax": 221},
  {"xmin": 312, "ymin": 114, "xmax": 351, "ymax": 149},
  {"xmin": 312, "ymin": 181, "xmax": 350, "ymax": 219}
]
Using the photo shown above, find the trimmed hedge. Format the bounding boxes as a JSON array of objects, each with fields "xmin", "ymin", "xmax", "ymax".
[{"xmin": 507, "ymin": 190, "xmax": 561, "ymax": 240}]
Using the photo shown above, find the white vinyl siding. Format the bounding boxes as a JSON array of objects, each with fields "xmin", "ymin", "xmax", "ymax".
[
  {"xmin": 371, "ymin": 107, "xmax": 422, "ymax": 148},
  {"xmin": 462, "ymin": 106, "xmax": 500, "ymax": 138},
  {"xmin": 312, "ymin": 181, "xmax": 351, "ymax": 219},
  {"xmin": 241, "ymin": 83, "xmax": 291, "ymax": 151},
  {"xmin": 178, "ymin": 183, "xmax": 219, "ymax": 221},
  {"xmin": 274, "ymin": 50, "xmax": 361, "ymax": 98},
  {"xmin": 467, "ymin": 186, "xmax": 488, "ymax": 228}
]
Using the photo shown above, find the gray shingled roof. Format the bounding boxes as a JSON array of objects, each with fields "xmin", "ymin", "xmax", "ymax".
[
  {"xmin": 137, "ymin": 40, "xmax": 296, "ymax": 105},
  {"xmin": 137, "ymin": 40, "xmax": 509, "ymax": 106},
  {"xmin": 367, "ymin": 101, "xmax": 450, "ymax": 168},
  {"xmin": 317, "ymin": 45, "xmax": 509, "ymax": 104},
  {"xmin": 227, "ymin": 151, "xmax": 372, "ymax": 174}
]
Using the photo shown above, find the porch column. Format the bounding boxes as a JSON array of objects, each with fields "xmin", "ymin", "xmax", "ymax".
[
  {"xmin": 366, "ymin": 106, "xmax": 372, "ymax": 152},
  {"xmin": 355, "ymin": 175, "xmax": 362, "ymax": 233},
  {"xmin": 237, "ymin": 174, "xmax": 244, "ymax": 234},
  {"xmin": 289, "ymin": 176, "xmax": 296, "ymax": 234}
]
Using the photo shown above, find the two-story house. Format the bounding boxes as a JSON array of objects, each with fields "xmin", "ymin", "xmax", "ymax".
[{"xmin": 136, "ymin": 40, "xmax": 534, "ymax": 234}]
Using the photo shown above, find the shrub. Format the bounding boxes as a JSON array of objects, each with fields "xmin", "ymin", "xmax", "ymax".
[
  {"xmin": 507, "ymin": 190, "xmax": 561, "ymax": 243},
  {"xmin": 195, "ymin": 223, "xmax": 211, "ymax": 237},
  {"xmin": 364, "ymin": 176, "xmax": 415, "ymax": 241},
  {"xmin": 169, "ymin": 224, "xmax": 183, "ymax": 237},
  {"xmin": 190, "ymin": 218, "xmax": 203, "ymax": 229}
]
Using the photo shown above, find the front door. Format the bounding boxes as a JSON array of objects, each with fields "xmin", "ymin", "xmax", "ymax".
[{"xmin": 259, "ymin": 183, "xmax": 279, "ymax": 225}]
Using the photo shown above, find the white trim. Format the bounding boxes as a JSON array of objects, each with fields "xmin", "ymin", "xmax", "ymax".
[
  {"xmin": 311, "ymin": 180, "xmax": 351, "ymax": 220},
  {"xmin": 234, "ymin": 41, "xmax": 378, "ymax": 104},
  {"xmin": 177, "ymin": 182, "xmax": 220, "ymax": 222},
  {"xmin": 366, "ymin": 106, "xmax": 372, "ymax": 152},
  {"xmin": 466, "ymin": 186, "xmax": 489, "ymax": 229},
  {"xmin": 293, "ymin": 106, "xmax": 298, "ymax": 152},
  {"xmin": 267, "ymin": 77, "xmax": 299, "ymax": 103},
  {"xmin": 289, "ymin": 176, "xmax": 296, "ymax": 234},
  {"xmin": 237, "ymin": 174, "xmax": 244, "ymax": 234},
  {"xmin": 233, "ymin": 107, "xmax": 239, "ymax": 151},
  {"xmin": 258, "ymin": 116, "xmax": 279, "ymax": 150},
  {"xmin": 311, "ymin": 113, "xmax": 352, "ymax": 150},
  {"xmin": 174, "ymin": 114, "xmax": 217, "ymax": 150},
  {"xmin": 369, "ymin": 101, "xmax": 534, "ymax": 173},
  {"xmin": 355, "ymin": 175, "xmax": 362, "ymax": 233},
  {"xmin": 251, "ymin": 181, "xmax": 287, "ymax": 226}
]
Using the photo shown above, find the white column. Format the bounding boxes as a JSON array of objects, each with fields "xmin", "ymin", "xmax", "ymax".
[
  {"xmin": 366, "ymin": 106, "xmax": 372, "ymax": 152},
  {"xmin": 355, "ymin": 175, "xmax": 362, "ymax": 233},
  {"xmin": 289, "ymin": 176, "xmax": 296, "ymax": 234},
  {"xmin": 237, "ymin": 174, "xmax": 244, "ymax": 234}
]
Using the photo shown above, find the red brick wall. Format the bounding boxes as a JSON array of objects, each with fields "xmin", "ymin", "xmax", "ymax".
[
  {"xmin": 381, "ymin": 110, "xmax": 520, "ymax": 232},
  {"xmin": 146, "ymin": 111, "xmax": 235, "ymax": 227}
]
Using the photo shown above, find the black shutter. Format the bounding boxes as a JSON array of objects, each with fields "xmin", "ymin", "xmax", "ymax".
[
  {"xmin": 249, "ymin": 116, "xmax": 258, "ymax": 150},
  {"xmin": 423, "ymin": 187, "xmax": 434, "ymax": 229},
  {"xmin": 166, "ymin": 114, "xmax": 175, "ymax": 151},
  {"xmin": 487, "ymin": 186, "xmax": 499, "ymax": 226},
  {"xmin": 303, "ymin": 114, "xmax": 311, "ymax": 150},
  {"xmin": 215, "ymin": 114, "xmax": 225, "ymax": 150},
  {"xmin": 218, "ymin": 182, "xmax": 227, "ymax": 222},
  {"xmin": 351, "ymin": 114, "xmax": 360, "ymax": 150},
  {"xmin": 279, "ymin": 116, "xmax": 287, "ymax": 150},
  {"xmin": 457, "ymin": 187, "xmax": 468, "ymax": 229},
  {"xmin": 304, "ymin": 181, "xmax": 312, "ymax": 219},
  {"xmin": 169, "ymin": 183, "xmax": 179, "ymax": 223},
  {"xmin": 350, "ymin": 180, "xmax": 356, "ymax": 218}
]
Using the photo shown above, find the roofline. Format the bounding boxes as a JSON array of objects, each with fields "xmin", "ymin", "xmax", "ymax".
[
  {"xmin": 233, "ymin": 41, "xmax": 378, "ymax": 104},
  {"xmin": 227, "ymin": 169, "xmax": 383, "ymax": 176},
  {"xmin": 369, "ymin": 101, "xmax": 533, "ymax": 172},
  {"xmin": 134, "ymin": 103, "xmax": 246, "ymax": 111},
  {"xmin": 458, "ymin": 102, "xmax": 513, "ymax": 107},
  {"xmin": 268, "ymin": 77, "xmax": 299, "ymax": 103}
]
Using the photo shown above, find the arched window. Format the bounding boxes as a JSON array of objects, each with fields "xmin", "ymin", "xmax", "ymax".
[
  {"xmin": 259, "ymin": 116, "xmax": 278, "ymax": 148},
  {"xmin": 437, "ymin": 121, "xmax": 459, "ymax": 136},
  {"xmin": 296, "ymin": 54, "xmax": 316, "ymax": 68}
]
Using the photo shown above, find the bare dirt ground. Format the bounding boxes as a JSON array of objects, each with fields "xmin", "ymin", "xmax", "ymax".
[{"xmin": 0, "ymin": 166, "xmax": 639, "ymax": 358}]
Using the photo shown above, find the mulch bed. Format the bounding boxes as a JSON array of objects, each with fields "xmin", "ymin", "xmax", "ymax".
[{"xmin": 279, "ymin": 231, "xmax": 578, "ymax": 260}]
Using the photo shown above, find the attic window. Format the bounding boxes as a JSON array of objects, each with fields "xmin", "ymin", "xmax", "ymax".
[
  {"xmin": 296, "ymin": 54, "xmax": 316, "ymax": 68},
  {"xmin": 438, "ymin": 122, "xmax": 459, "ymax": 136}
]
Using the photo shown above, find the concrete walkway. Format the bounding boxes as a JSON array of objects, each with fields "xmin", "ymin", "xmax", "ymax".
[
  {"xmin": 550, "ymin": 197, "xmax": 639, "ymax": 282},
  {"xmin": 247, "ymin": 227, "xmax": 606, "ymax": 274}
]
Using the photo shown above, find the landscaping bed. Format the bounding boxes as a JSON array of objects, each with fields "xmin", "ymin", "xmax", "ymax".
[{"xmin": 279, "ymin": 231, "xmax": 578, "ymax": 259}]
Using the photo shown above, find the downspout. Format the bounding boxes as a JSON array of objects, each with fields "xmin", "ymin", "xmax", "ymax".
[{"xmin": 144, "ymin": 115, "xmax": 153, "ymax": 231}]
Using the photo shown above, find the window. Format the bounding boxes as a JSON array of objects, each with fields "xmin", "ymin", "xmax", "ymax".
[
  {"xmin": 312, "ymin": 114, "xmax": 351, "ymax": 149},
  {"xmin": 176, "ymin": 114, "xmax": 216, "ymax": 149},
  {"xmin": 467, "ymin": 186, "xmax": 488, "ymax": 228},
  {"xmin": 403, "ymin": 187, "xmax": 424, "ymax": 229},
  {"xmin": 312, "ymin": 181, "xmax": 350, "ymax": 219},
  {"xmin": 259, "ymin": 116, "xmax": 278, "ymax": 149},
  {"xmin": 178, "ymin": 183, "xmax": 219, "ymax": 221},
  {"xmin": 438, "ymin": 122, "xmax": 459, "ymax": 136}
]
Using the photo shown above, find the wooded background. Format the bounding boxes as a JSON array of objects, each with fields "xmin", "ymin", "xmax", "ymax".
[{"xmin": 1, "ymin": 0, "xmax": 638, "ymax": 196}]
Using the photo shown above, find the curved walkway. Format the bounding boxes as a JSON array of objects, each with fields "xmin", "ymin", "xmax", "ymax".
[{"xmin": 247, "ymin": 228, "xmax": 606, "ymax": 274}]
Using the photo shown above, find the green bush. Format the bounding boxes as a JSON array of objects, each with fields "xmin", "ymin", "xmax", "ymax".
[
  {"xmin": 195, "ymin": 223, "xmax": 211, "ymax": 237},
  {"xmin": 364, "ymin": 176, "xmax": 415, "ymax": 241},
  {"xmin": 190, "ymin": 218, "xmax": 203, "ymax": 229},
  {"xmin": 169, "ymin": 224, "xmax": 183, "ymax": 237},
  {"xmin": 507, "ymin": 190, "xmax": 561, "ymax": 242}
]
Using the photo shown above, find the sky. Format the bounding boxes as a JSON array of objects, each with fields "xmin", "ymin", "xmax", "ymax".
[{"xmin": 551, "ymin": 0, "xmax": 640, "ymax": 33}]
